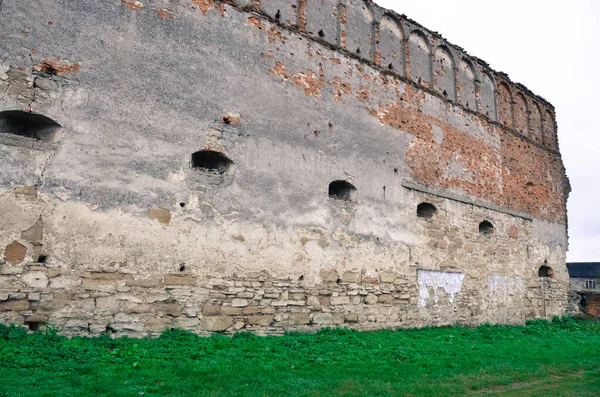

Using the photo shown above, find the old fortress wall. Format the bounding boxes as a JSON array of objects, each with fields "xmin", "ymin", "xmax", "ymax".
[{"xmin": 0, "ymin": 0, "xmax": 570, "ymax": 336}]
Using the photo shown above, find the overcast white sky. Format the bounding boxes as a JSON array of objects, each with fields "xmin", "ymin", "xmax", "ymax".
[{"xmin": 375, "ymin": 0, "xmax": 600, "ymax": 262}]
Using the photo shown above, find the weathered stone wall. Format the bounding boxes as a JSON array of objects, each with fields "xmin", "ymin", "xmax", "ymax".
[{"xmin": 0, "ymin": 0, "xmax": 569, "ymax": 336}]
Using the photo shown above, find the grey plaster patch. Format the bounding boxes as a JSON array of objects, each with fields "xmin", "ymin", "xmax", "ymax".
[{"xmin": 431, "ymin": 123, "xmax": 444, "ymax": 144}]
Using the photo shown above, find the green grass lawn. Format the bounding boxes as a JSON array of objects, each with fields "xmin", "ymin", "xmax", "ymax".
[{"xmin": 0, "ymin": 317, "xmax": 599, "ymax": 396}]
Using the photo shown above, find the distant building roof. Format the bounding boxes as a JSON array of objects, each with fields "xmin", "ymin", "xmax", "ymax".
[{"xmin": 567, "ymin": 262, "xmax": 600, "ymax": 278}]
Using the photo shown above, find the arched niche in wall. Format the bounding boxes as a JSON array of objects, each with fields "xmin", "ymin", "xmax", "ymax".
[
  {"xmin": 529, "ymin": 102, "xmax": 543, "ymax": 144},
  {"xmin": 408, "ymin": 30, "xmax": 432, "ymax": 87},
  {"xmin": 542, "ymin": 110, "xmax": 556, "ymax": 148},
  {"xmin": 188, "ymin": 149, "xmax": 235, "ymax": 189},
  {"xmin": 478, "ymin": 72, "xmax": 496, "ymax": 121},
  {"xmin": 433, "ymin": 46, "xmax": 456, "ymax": 101},
  {"xmin": 417, "ymin": 202, "xmax": 437, "ymax": 219},
  {"xmin": 191, "ymin": 150, "xmax": 234, "ymax": 174},
  {"xmin": 306, "ymin": 0, "xmax": 340, "ymax": 46},
  {"xmin": 329, "ymin": 180, "xmax": 357, "ymax": 202},
  {"xmin": 538, "ymin": 265, "xmax": 554, "ymax": 278},
  {"xmin": 458, "ymin": 58, "xmax": 477, "ymax": 111},
  {"xmin": 344, "ymin": 0, "xmax": 375, "ymax": 61},
  {"xmin": 496, "ymin": 82, "xmax": 513, "ymax": 128},
  {"xmin": 379, "ymin": 14, "xmax": 405, "ymax": 74},
  {"xmin": 479, "ymin": 220, "xmax": 494, "ymax": 236},
  {"xmin": 0, "ymin": 110, "xmax": 62, "ymax": 143},
  {"xmin": 260, "ymin": 0, "xmax": 298, "ymax": 27},
  {"xmin": 513, "ymin": 92, "xmax": 529, "ymax": 135}
]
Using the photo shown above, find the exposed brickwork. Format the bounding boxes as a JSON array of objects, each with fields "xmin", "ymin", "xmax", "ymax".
[
  {"xmin": 581, "ymin": 294, "xmax": 600, "ymax": 318},
  {"xmin": 33, "ymin": 58, "xmax": 80, "ymax": 76}
]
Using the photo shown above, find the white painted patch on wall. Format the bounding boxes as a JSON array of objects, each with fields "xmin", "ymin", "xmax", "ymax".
[
  {"xmin": 417, "ymin": 269, "xmax": 464, "ymax": 307},
  {"xmin": 488, "ymin": 274, "xmax": 523, "ymax": 294}
]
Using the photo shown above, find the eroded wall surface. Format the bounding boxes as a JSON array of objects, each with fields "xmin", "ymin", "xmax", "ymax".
[{"xmin": 0, "ymin": 0, "xmax": 569, "ymax": 336}]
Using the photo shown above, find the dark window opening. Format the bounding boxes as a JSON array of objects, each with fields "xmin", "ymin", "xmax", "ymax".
[
  {"xmin": 37, "ymin": 255, "xmax": 48, "ymax": 264},
  {"xmin": 0, "ymin": 110, "xmax": 62, "ymax": 142},
  {"xmin": 318, "ymin": 29, "xmax": 325, "ymax": 38},
  {"xmin": 275, "ymin": 9, "xmax": 281, "ymax": 20},
  {"xmin": 585, "ymin": 280, "xmax": 597, "ymax": 289},
  {"xmin": 388, "ymin": 63, "xmax": 394, "ymax": 70},
  {"xmin": 329, "ymin": 180, "xmax": 357, "ymax": 202},
  {"xmin": 179, "ymin": 264, "xmax": 186, "ymax": 272},
  {"xmin": 538, "ymin": 265, "xmax": 554, "ymax": 278},
  {"xmin": 479, "ymin": 220, "xmax": 494, "ymax": 236},
  {"xmin": 191, "ymin": 150, "xmax": 233, "ymax": 174},
  {"xmin": 417, "ymin": 202, "xmax": 437, "ymax": 219}
]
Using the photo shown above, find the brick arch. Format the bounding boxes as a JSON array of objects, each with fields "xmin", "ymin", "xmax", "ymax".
[
  {"xmin": 344, "ymin": 0, "xmax": 375, "ymax": 61},
  {"xmin": 408, "ymin": 30, "xmax": 432, "ymax": 87},
  {"xmin": 305, "ymin": 0, "xmax": 340, "ymax": 46},
  {"xmin": 458, "ymin": 57, "xmax": 477, "ymax": 111},
  {"xmin": 478, "ymin": 71, "xmax": 496, "ymax": 121},
  {"xmin": 543, "ymin": 109, "xmax": 557, "ymax": 149},
  {"xmin": 378, "ymin": 13, "xmax": 405, "ymax": 75},
  {"xmin": 512, "ymin": 92, "xmax": 528, "ymax": 135},
  {"xmin": 529, "ymin": 101, "xmax": 543, "ymax": 144},
  {"xmin": 433, "ymin": 45, "xmax": 456, "ymax": 101},
  {"xmin": 496, "ymin": 82, "xmax": 513, "ymax": 128}
]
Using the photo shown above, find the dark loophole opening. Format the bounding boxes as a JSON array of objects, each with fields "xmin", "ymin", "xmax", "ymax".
[
  {"xmin": 179, "ymin": 264, "xmax": 186, "ymax": 272},
  {"xmin": 581, "ymin": 295, "xmax": 588, "ymax": 309},
  {"xmin": 222, "ymin": 116, "xmax": 231, "ymax": 124},
  {"xmin": 443, "ymin": 90, "xmax": 448, "ymax": 97},
  {"xmin": 417, "ymin": 202, "xmax": 437, "ymax": 219},
  {"xmin": 336, "ymin": 278, "xmax": 342, "ymax": 285},
  {"xmin": 275, "ymin": 9, "xmax": 281, "ymax": 20},
  {"xmin": 388, "ymin": 63, "xmax": 394, "ymax": 70},
  {"xmin": 298, "ymin": 275, "xmax": 304, "ymax": 281},
  {"xmin": 26, "ymin": 321, "xmax": 43, "ymax": 331},
  {"xmin": 179, "ymin": 202, "xmax": 186, "ymax": 208},
  {"xmin": 328, "ymin": 180, "xmax": 357, "ymax": 202},
  {"xmin": 318, "ymin": 29, "xmax": 325, "ymax": 38},
  {"xmin": 0, "ymin": 110, "xmax": 62, "ymax": 142},
  {"xmin": 479, "ymin": 221, "xmax": 494, "ymax": 236},
  {"xmin": 37, "ymin": 255, "xmax": 48, "ymax": 264},
  {"xmin": 538, "ymin": 265, "xmax": 554, "ymax": 278},
  {"xmin": 356, "ymin": 47, "xmax": 361, "ymax": 54},
  {"xmin": 191, "ymin": 150, "xmax": 233, "ymax": 174}
]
